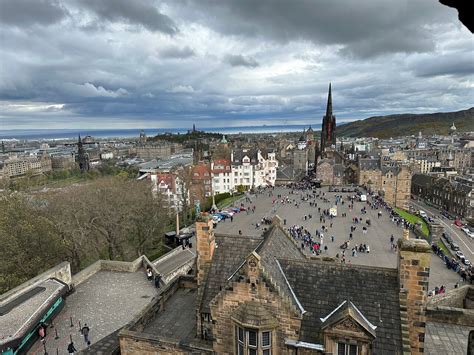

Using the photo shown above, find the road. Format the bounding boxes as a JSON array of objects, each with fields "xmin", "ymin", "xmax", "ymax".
[{"xmin": 410, "ymin": 199, "xmax": 474, "ymax": 261}]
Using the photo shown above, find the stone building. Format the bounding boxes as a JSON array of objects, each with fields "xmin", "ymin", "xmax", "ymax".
[
  {"xmin": 412, "ymin": 174, "xmax": 473, "ymax": 218},
  {"xmin": 190, "ymin": 162, "xmax": 212, "ymax": 206},
  {"xmin": 119, "ymin": 216, "xmax": 442, "ymax": 354},
  {"xmin": 51, "ymin": 154, "xmax": 75, "ymax": 171},
  {"xmin": 1, "ymin": 154, "xmax": 52, "ymax": 178},
  {"xmin": 358, "ymin": 158, "xmax": 412, "ymax": 209},
  {"xmin": 135, "ymin": 142, "xmax": 172, "ymax": 160}
]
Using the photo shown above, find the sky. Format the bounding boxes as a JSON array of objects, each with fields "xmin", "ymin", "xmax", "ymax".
[{"xmin": 0, "ymin": 0, "xmax": 473, "ymax": 130}]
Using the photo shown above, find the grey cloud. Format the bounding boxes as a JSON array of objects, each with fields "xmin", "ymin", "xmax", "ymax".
[
  {"xmin": 168, "ymin": 0, "xmax": 451, "ymax": 58},
  {"xmin": 0, "ymin": 0, "xmax": 68, "ymax": 27},
  {"xmin": 160, "ymin": 45, "xmax": 195, "ymax": 59},
  {"xmin": 412, "ymin": 53, "xmax": 474, "ymax": 78},
  {"xmin": 225, "ymin": 54, "xmax": 259, "ymax": 68},
  {"xmin": 78, "ymin": 0, "xmax": 178, "ymax": 34}
]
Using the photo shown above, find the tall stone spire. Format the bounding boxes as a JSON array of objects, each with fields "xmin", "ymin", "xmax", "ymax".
[
  {"xmin": 325, "ymin": 82, "xmax": 332, "ymax": 118},
  {"xmin": 320, "ymin": 82, "xmax": 336, "ymax": 155}
]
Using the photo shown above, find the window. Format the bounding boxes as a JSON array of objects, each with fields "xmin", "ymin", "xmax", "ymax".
[
  {"xmin": 338, "ymin": 342, "xmax": 357, "ymax": 355},
  {"xmin": 235, "ymin": 326, "xmax": 272, "ymax": 355}
]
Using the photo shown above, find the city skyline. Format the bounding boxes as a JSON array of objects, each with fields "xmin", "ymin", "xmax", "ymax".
[{"xmin": 1, "ymin": 0, "xmax": 473, "ymax": 130}]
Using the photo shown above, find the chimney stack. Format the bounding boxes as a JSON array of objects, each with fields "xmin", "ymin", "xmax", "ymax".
[
  {"xmin": 398, "ymin": 231, "xmax": 431, "ymax": 355},
  {"xmin": 196, "ymin": 213, "xmax": 215, "ymax": 287}
]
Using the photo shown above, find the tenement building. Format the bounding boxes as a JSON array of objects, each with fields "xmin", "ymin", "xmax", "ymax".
[
  {"xmin": 412, "ymin": 173, "xmax": 473, "ymax": 219},
  {"xmin": 119, "ymin": 214, "xmax": 442, "ymax": 354},
  {"xmin": 358, "ymin": 157, "xmax": 412, "ymax": 209}
]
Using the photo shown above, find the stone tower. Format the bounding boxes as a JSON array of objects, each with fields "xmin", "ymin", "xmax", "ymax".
[
  {"xmin": 196, "ymin": 213, "xmax": 215, "ymax": 287},
  {"xmin": 398, "ymin": 231, "xmax": 431, "ymax": 355},
  {"xmin": 76, "ymin": 135, "xmax": 90, "ymax": 172},
  {"xmin": 320, "ymin": 83, "xmax": 336, "ymax": 155}
]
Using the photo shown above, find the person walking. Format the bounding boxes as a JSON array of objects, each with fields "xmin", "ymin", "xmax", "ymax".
[
  {"xmin": 81, "ymin": 323, "xmax": 91, "ymax": 346},
  {"xmin": 68, "ymin": 341, "xmax": 77, "ymax": 354},
  {"xmin": 146, "ymin": 267, "xmax": 153, "ymax": 281},
  {"xmin": 154, "ymin": 274, "xmax": 162, "ymax": 288}
]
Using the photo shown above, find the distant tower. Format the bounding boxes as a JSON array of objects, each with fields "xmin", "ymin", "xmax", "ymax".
[
  {"xmin": 193, "ymin": 123, "xmax": 196, "ymax": 132},
  {"xmin": 76, "ymin": 135, "xmax": 90, "ymax": 172},
  {"xmin": 1, "ymin": 141, "xmax": 4, "ymax": 153},
  {"xmin": 449, "ymin": 122, "xmax": 457, "ymax": 145},
  {"xmin": 320, "ymin": 83, "xmax": 336, "ymax": 155},
  {"xmin": 139, "ymin": 129, "xmax": 147, "ymax": 144}
]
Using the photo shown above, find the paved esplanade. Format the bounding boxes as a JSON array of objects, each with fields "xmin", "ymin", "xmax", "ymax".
[{"xmin": 217, "ymin": 186, "xmax": 459, "ymax": 290}]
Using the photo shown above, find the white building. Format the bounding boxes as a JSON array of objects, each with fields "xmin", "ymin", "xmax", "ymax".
[{"xmin": 227, "ymin": 149, "xmax": 278, "ymax": 192}]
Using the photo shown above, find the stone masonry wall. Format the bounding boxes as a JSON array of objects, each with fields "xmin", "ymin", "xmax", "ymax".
[
  {"xmin": 210, "ymin": 278, "xmax": 302, "ymax": 354},
  {"xmin": 398, "ymin": 239, "xmax": 432, "ymax": 355}
]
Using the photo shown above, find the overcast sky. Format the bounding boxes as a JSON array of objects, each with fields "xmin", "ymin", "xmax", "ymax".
[{"xmin": 0, "ymin": 0, "xmax": 473, "ymax": 130}]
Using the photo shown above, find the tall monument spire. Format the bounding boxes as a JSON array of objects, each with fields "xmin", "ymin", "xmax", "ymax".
[{"xmin": 325, "ymin": 82, "xmax": 332, "ymax": 118}]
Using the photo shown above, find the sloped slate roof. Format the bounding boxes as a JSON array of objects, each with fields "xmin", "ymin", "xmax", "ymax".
[
  {"xmin": 359, "ymin": 158, "xmax": 381, "ymax": 171},
  {"xmin": 257, "ymin": 225, "xmax": 307, "ymax": 315},
  {"xmin": 198, "ymin": 234, "xmax": 263, "ymax": 314},
  {"xmin": 278, "ymin": 259, "xmax": 402, "ymax": 354}
]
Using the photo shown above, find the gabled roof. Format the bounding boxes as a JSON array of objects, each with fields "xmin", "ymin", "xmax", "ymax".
[
  {"xmin": 200, "ymin": 223, "xmax": 307, "ymax": 316},
  {"xmin": 320, "ymin": 300, "xmax": 377, "ymax": 338},
  {"xmin": 278, "ymin": 258, "xmax": 402, "ymax": 354},
  {"xmin": 197, "ymin": 234, "xmax": 263, "ymax": 314}
]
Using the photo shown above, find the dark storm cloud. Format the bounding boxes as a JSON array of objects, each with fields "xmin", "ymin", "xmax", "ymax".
[
  {"xmin": 412, "ymin": 52, "xmax": 474, "ymax": 78},
  {"xmin": 78, "ymin": 0, "xmax": 178, "ymax": 34},
  {"xmin": 160, "ymin": 45, "xmax": 195, "ymax": 59},
  {"xmin": 225, "ymin": 54, "xmax": 259, "ymax": 68},
  {"xmin": 168, "ymin": 0, "xmax": 450, "ymax": 57},
  {"xmin": 0, "ymin": 0, "xmax": 68, "ymax": 27}
]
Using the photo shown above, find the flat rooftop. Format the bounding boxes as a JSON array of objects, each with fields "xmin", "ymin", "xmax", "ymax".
[
  {"xmin": 143, "ymin": 287, "xmax": 197, "ymax": 342},
  {"xmin": 0, "ymin": 279, "xmax": 66, "ymax": 349},
  {"xmin": 425, "ymin": 321, "xmax": 472, "ymax": 355},
  {"xmin": 29, "ymin": 270, "xmax": 157, "ymax": 354}
]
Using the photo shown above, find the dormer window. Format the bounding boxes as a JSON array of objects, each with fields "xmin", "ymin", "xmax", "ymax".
[
  {"xmin": 338, "ymin": 342, "xmax": 357, "ymax": 355},
  {"xmin": 235, "ymin": 326, "xmax": 272, "ymax": 355}
]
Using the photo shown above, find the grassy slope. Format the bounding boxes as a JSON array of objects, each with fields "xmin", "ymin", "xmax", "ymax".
[
  {"xmin": 394, "ymin": 207, "xmax": 429, "ymax": 237},
  {"xmin": 337, "ymin": 107, "xmax": 474, "ymax": 138}
]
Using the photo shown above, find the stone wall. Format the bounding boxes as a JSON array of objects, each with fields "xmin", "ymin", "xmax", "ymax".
[
  {"xmin": 119, "ymin": 276, "xmax": 212, "ymax": 354},
  {"xmin": 398, "ymin": 238, "xmax": 432, "ymax": 355},
  {"xmin": 210, "ymin": 271, "xmax": 302, "ymax": 354},
  {"xmin": 0, "ymin": 262, "xmax": 71, "ymax": 302}
]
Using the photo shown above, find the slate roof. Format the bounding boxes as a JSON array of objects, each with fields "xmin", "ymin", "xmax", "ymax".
[
  {"xmin": 359, "ymin": 158, "xmax": 381, "ymax": 171},
  {"xmin": 256, "ymin": 225, "xmax": 307, "ymax": 314},
  {"xmin": 232, "ymin": 149, "xmax": 259, "ymax": 165},
  {"xmin": 424, "ymin": 322, "xmax": 472, "ymax": 355},
  {"xmin": 412, "ymin": 173, "xmax": 436, "ymax": 188},
  {"xmin": 198, "ymin": 234, "xmax": 263, "ymax": 314},
  {"xmin": 278, "ymin": 259, "xmax": 403, "ymax": 354},
  {"xmin": 381, "ymin": 166, "xmax": 401, "ymax": 176}
]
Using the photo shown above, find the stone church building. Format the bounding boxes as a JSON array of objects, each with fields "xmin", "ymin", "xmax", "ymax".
[{"xmin": 120, "ymin": 214, "xmax": 435, "ymax": 355}]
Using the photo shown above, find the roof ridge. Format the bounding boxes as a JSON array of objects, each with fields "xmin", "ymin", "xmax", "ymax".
[{"xmin": 277, "ymin": 257, "xmax": 399, "ymax": 274}]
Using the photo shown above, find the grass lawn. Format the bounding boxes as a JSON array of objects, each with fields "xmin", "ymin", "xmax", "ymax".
[
  {"xmin": 217, "ymin": 194, "xmax": 244, "ymax": 209},
  {"xmin": 437, "ymin": 240, "xmax": 450, "ymax": 255},
  {"xmin": 394, "ymin": 207, "xmax": 429, "ymax": 237}
]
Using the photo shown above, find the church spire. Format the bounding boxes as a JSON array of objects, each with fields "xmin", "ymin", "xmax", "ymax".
[{"xmin": 325, "ymin": 82, "xmax": 332, "ymax": 118}]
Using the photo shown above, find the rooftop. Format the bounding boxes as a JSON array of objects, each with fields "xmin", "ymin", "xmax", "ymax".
[
  {"xmin": 0, "ymin": 279, "xmax": 67, "ymax": 350},
  {"xmin": 28, "ymin": 270, "xmax": 157, "ymax": 354},
  {"xmin": 425, "ymin": 322, "xmax": 471, "ymax": 355},
  {"xmin": 142, "ymin": 287, "xmax": 197, "ymax": 341}
]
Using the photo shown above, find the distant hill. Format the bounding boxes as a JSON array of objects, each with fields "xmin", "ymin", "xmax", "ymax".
[{"xmin": 337, "ymin": 107, "xmax": 474, "ymax": 138}]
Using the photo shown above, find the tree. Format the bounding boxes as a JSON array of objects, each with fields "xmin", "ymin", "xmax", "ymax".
[
  {"xmin": 0, "ymin": 193, "xmax": 65, "ymax": 293},
  {"xmin": 176, "ymin": 166, "xmax": 193, "ymax": 226}
]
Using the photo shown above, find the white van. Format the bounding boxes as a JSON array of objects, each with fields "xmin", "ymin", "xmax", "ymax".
[
  {"xmin": 419, "ymin": 210, "xmax": 427, "ymax": 218},
  {"xmin": 360, "ymin": 194, "xmax": 367, "ymax": 202}
]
